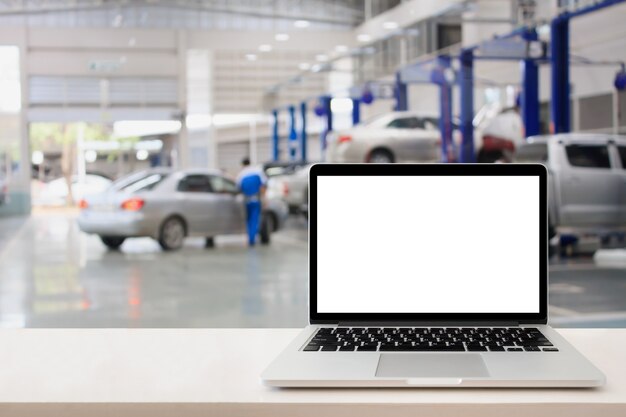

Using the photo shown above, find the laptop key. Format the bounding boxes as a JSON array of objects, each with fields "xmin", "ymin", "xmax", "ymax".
[
  {"xmin": 339, "ymin": 346, "xmax": 356, "ymax": 351},
  {"xmin": 543, "ymin": 348, "xmax": 559, "ymax": 352},
  {"xmin": 357, "ymin": 346, "xmax": 377, "ymax": 351},
  {"xmin": 303, "ymin": 345, "xmax": 320, "ymax": 351},
  {"xmin": 524, "ymin": 346, "xmax": 541, "ymax": 352},
  {"xmin": 321, "ymin": 346, "xmax": 338, "ymax": 351},
  {"xmin": 467, "ymin": 346, "xmax": 487, "ymax": 351}
]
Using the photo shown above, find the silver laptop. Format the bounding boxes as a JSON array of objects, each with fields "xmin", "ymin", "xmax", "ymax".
[{"xmin": 261, "ymin": 163, "xmax": 605, "ymax": 388}]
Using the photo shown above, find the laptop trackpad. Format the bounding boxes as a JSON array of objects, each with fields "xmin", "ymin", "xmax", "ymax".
[{"xmin": 376, "ymin": 354, "xmax": 490, "ymax": 378}]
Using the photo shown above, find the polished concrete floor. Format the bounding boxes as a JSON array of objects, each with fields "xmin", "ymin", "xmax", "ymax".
[{"xmin": 0, "ymin": 210, "xmax": 625, "ymax": 328}]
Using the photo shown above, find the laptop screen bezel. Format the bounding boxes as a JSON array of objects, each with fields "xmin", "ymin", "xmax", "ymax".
[{"xmin": 309, "ymin": 163, "xmax": 548, "ymax": 325}]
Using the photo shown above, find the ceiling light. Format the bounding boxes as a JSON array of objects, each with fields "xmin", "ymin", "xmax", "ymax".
[
  {"xmin": 335, "ymin": 45, "xmax": 349, "ymax": 53},
  {"xmin": 245, "ymin": 53, "xmax": 258, "ymax": 61},
  {"xmin": 316, "ymin": 54, "xmax": 329, "ymax": 62},
  {"xmin": 357, "ymin": 33, "xmax": 371, "ymax": 43},
  {"xmin": 298, "ymin": 62, "xmax": 311, "ymax": 70},
  {"xmin": 84, "ymin": 150, "xmax": 98, "ymax": 163},
  {"xmin": 136, "ymin": 149, "xmax": 149, "ymax": 161},
  {"xmin": 258, "ymin": 44, "xmax": 272, "ymax": 52},
  {"xmin": 311, "ymin": 64, "xmax": 322, "ymax": 73},
  {"xmin": 275, "ymin": 33, "xmax": 289, "ymax": 41},
  {"xmin": 383, "ymin": 21, "xmax": 399, "ymax": 30},
  {"xmin": 294, "ymin": 20, "xmax": 310, "ymax": 28}
]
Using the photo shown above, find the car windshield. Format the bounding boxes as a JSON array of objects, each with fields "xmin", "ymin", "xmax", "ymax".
[{"xmin": 516, "ymin": 143, "xmax": 548, "ymax": 162}]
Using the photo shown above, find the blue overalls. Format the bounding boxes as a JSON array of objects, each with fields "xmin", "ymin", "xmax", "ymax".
[{"xmin": 238, "ymin": 171, "xmax": 264, "ymax": 246}]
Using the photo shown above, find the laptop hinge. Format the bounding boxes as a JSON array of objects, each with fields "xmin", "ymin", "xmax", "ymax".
[{"xmin": 337, "ymin": 321, "xmax": 520, "ymax": 327}]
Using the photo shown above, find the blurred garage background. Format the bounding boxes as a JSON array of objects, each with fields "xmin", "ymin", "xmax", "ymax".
[{"xmin": 0, "ymin": 0, "xmax": 625, "ymax": 328}]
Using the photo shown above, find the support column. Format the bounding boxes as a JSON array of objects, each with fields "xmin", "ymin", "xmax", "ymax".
[
  {"xmin": 550, "ymin": 17, "xmax": 570, "ymax": 133},
  {"xmin": 321, "ymin": 96, "xmax": 333, "ymax": 158},
  {"xmin": 394, "ymin": 72, "xmax": 408, "ymax": 111},
  {"xmin": 521, "ymin": 28, "xmax": 540, "ymax": 137},
  {"xmin": 300, "ymin": 102, "xmax": 307, "ymax": 162},
  {"xmin": 351, "ymin": 97, "xmax": 361, "ymax": 125},
  {"xmin": 271, "ymin": 109, "xmax": 279, "ymax": 161},
  {"xmin": 288, "ymin": 105, "xmax": 297, "ymax": 161},
  {"xmin": 437, "ymin": 55, "xmax": 454, "ymax": 162},
  {"xmin": 459, "ymin": 49, "xmax": 475, "ymax": 163}
]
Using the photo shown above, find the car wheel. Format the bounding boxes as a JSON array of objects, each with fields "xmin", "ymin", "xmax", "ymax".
[
  {"xmin": 367, "ymin": 149, "xmax": 394, "ymax": 163},
  {"xmin": 158, "ymin": 216, "xmax": 186, "ymax": 251},
  {"xmin": 100, "ymin": 236, "xmax": 125, "ymax": 250},
  {"xmin": 205, "ymin": 237, "xmax": 215, "ymax": 248},
  {"xmin": 259, "ymin": 213, "xmax": 273, "ymax": 245}
]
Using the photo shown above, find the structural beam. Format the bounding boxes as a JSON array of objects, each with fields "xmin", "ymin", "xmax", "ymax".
[
  {"xmin": 394, "ymin": 72, "xmax": 408, "ymax": 111},
  {"xmin": 521, "ymin": 28, "xmax": 540, "ymax": 137},
  {"xmin": 458, "ymin": 48, "xmax": 475, "ymax": 163},
  {"xmin": 321, "ymin": 96, "xmax": 333, "ymax": 158},
  {"xmin": 550, "ymin": 18, "xmax": 570, "ymax": 133},
  {"xmin": 300, "ymin": 102, "xmax": 307, "ymax": 162},
  {"xmin": 351, "ymin": 97, "xmax": 361, "ymax": 125},
  {"xmin": 435, "ymin": 55, "xmax": 454, "ymax": 162},
  {"xmin": 271, "ymin": 109, "xmax": 279, "ymax": 161},
  {"xmin": 288, "ymin": 105, "xmax": 297, "ymax": 161}
]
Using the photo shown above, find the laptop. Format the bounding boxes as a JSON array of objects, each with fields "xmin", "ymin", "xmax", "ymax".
[{"xmin": 261, "ymin": 163, "xmax": 605, "ymax": 388}]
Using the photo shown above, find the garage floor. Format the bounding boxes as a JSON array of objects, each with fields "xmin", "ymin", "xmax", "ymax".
[{"xmin": 0, "ymin": 211, "xmax": 624, "ymax": 328}]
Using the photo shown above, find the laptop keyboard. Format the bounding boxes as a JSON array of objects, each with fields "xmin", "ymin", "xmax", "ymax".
[{"xmin": 303, "ymin": 327, "xmax": 558, "ymax": 352}]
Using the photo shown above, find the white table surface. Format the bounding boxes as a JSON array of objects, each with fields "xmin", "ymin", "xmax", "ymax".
[{"xmin": 0, "ymin": 328, "xmax": 624, "ymax": 417}]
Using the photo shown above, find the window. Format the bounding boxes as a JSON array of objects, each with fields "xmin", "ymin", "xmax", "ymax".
[
  {"xmin": 119, "ymin": 174, "xmax": 167, "ymax": 193},
  {"xmin": 209, "ymin": 175, "xmax": 238, "ymax": 193},
  {"xmin": 618, "ymin": 146, "xmax": 626, "ymax": 169},
  {"xmin": 565, "ymin": 145, "xmax": 610, "ymax": 169},
  {"xmin": 177, "ymin": 175, "xmax": 212, "ymax": 192},
  {"xmin": 387, "ymin": 117, "xmax": 424, "ymax": 129}
]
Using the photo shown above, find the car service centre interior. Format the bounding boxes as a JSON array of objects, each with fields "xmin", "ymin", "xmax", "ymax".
[{"xmin": 0, "ymin": 0, "xmax": 625, "ymax": 333}]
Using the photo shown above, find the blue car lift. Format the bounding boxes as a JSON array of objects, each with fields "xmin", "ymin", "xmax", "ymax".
[
  {"xmin": 397, "ymin": 55, "xmax": 457, "ymax": 162},
  {"xmin": 550, "ymin": 0, "xmax": 626, "ymax": 133}
]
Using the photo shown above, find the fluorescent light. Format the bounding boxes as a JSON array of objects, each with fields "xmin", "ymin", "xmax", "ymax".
[
  {"xmin": 357, "ymin": 33, "xmax": 371, "ymax": 43},
  {"xmin": 383, "ymin": 21, "xmax": 399, "ymax": 30},
  {"xmin": 113, "ymin": 120, "xmax": 181, "ymax": 138},
  {"xmin": 316, "ymin": 54, "xmax": 329, "ymax": 62},
  {"xmin": 32, "ymin": 151, "xmax": 44, "ymax": 165},
  {"xmin": 330, "ymin": 97, "xmax": 353, "ymax": 113},
  {"xmin": 136, "ymin": 149, "xmax": 149, "ymax": 161},
  {"xmin": 311, "ymin": 64, "xmax": 322, "ymax": 73},
  {"xmin": 84, "ymin": 150, "xmax": 98, "ymax": 163},
  {"xmin": 245, "ymin": 53, "xmax": 258, "ymax": 61},
  {"xmin": 335, "ymin": 45, "xmax": 349, "ymax": 53},
  {"xmin": 298, "ymin": 62, "xmax": 311, "ymax": 70},
  {"xmin": 275, "ymin": 33, "xmax": 289, "ymax": 41},
  {"xmin": 294, "ymin": 20, "xmax": 310, "ymax": 28},
  {"xmin": 258, "ymin": 44, "xmax": 272, "ymax": 52}
]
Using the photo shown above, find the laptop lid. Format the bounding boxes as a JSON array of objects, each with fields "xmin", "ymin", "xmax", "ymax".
[{"xmin": 309, "ymin": 163, "xmax": 548, "ymax": 325}]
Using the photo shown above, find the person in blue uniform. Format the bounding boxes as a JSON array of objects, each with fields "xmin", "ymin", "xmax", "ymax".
[{"xmin": 237, "ymin": 157, "xmax": 267, "ymax": 247}]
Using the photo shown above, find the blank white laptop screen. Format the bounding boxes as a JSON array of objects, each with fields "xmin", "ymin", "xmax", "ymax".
[{"xmin": 316, "ymin": 175, "xmax": 540, "ymax": 313}]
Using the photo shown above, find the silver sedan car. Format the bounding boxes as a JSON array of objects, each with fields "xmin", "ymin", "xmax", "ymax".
[{"xmin": 77, "ymin": 168, "xmax": 288, "ymax": 250}]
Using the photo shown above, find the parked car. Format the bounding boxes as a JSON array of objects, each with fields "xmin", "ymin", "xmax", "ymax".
[
  {"xmin": 326, "ymin": 109, "xmax": 523, "ymax": 164},
  {"xmin": 262, "ymin": 161, "xmax": 310, "ymax": 178},
  {"xmin": 514, "ymin": 134, "xmax": 626, "ymax": 237},
  {"xmin": 326, "ymin": 112, "xmax": 442, "ymax": 163},
  {"xmin": 268, "ymin": 164, "xmax": 312, "ymax": 216},
  {"xmin": 77, "ymin": 168, "xmax": 289, "ymax": 251},
  {"xmin": 33, "ymin": 174, "xmax": 112, "ymax": 206}
]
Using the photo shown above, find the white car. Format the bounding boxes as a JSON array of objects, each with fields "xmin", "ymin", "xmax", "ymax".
[
  {"xmin": 515, "ymin": 133, "xmax": 626, "ymax": 234},
  {"xmin": 326, "ymin": 112, "xmax": 442, "ymax": 163},
  {"xmin": 268, "ymin": 164, "xmax": 312, "ymax": 216},
  {"xmin": 326, "ymin": 109, "xmax": 523, "ymax": 164},
  {"xmin": 33, "ymin": 174, "xmax": 113, "ymax": 206}
]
